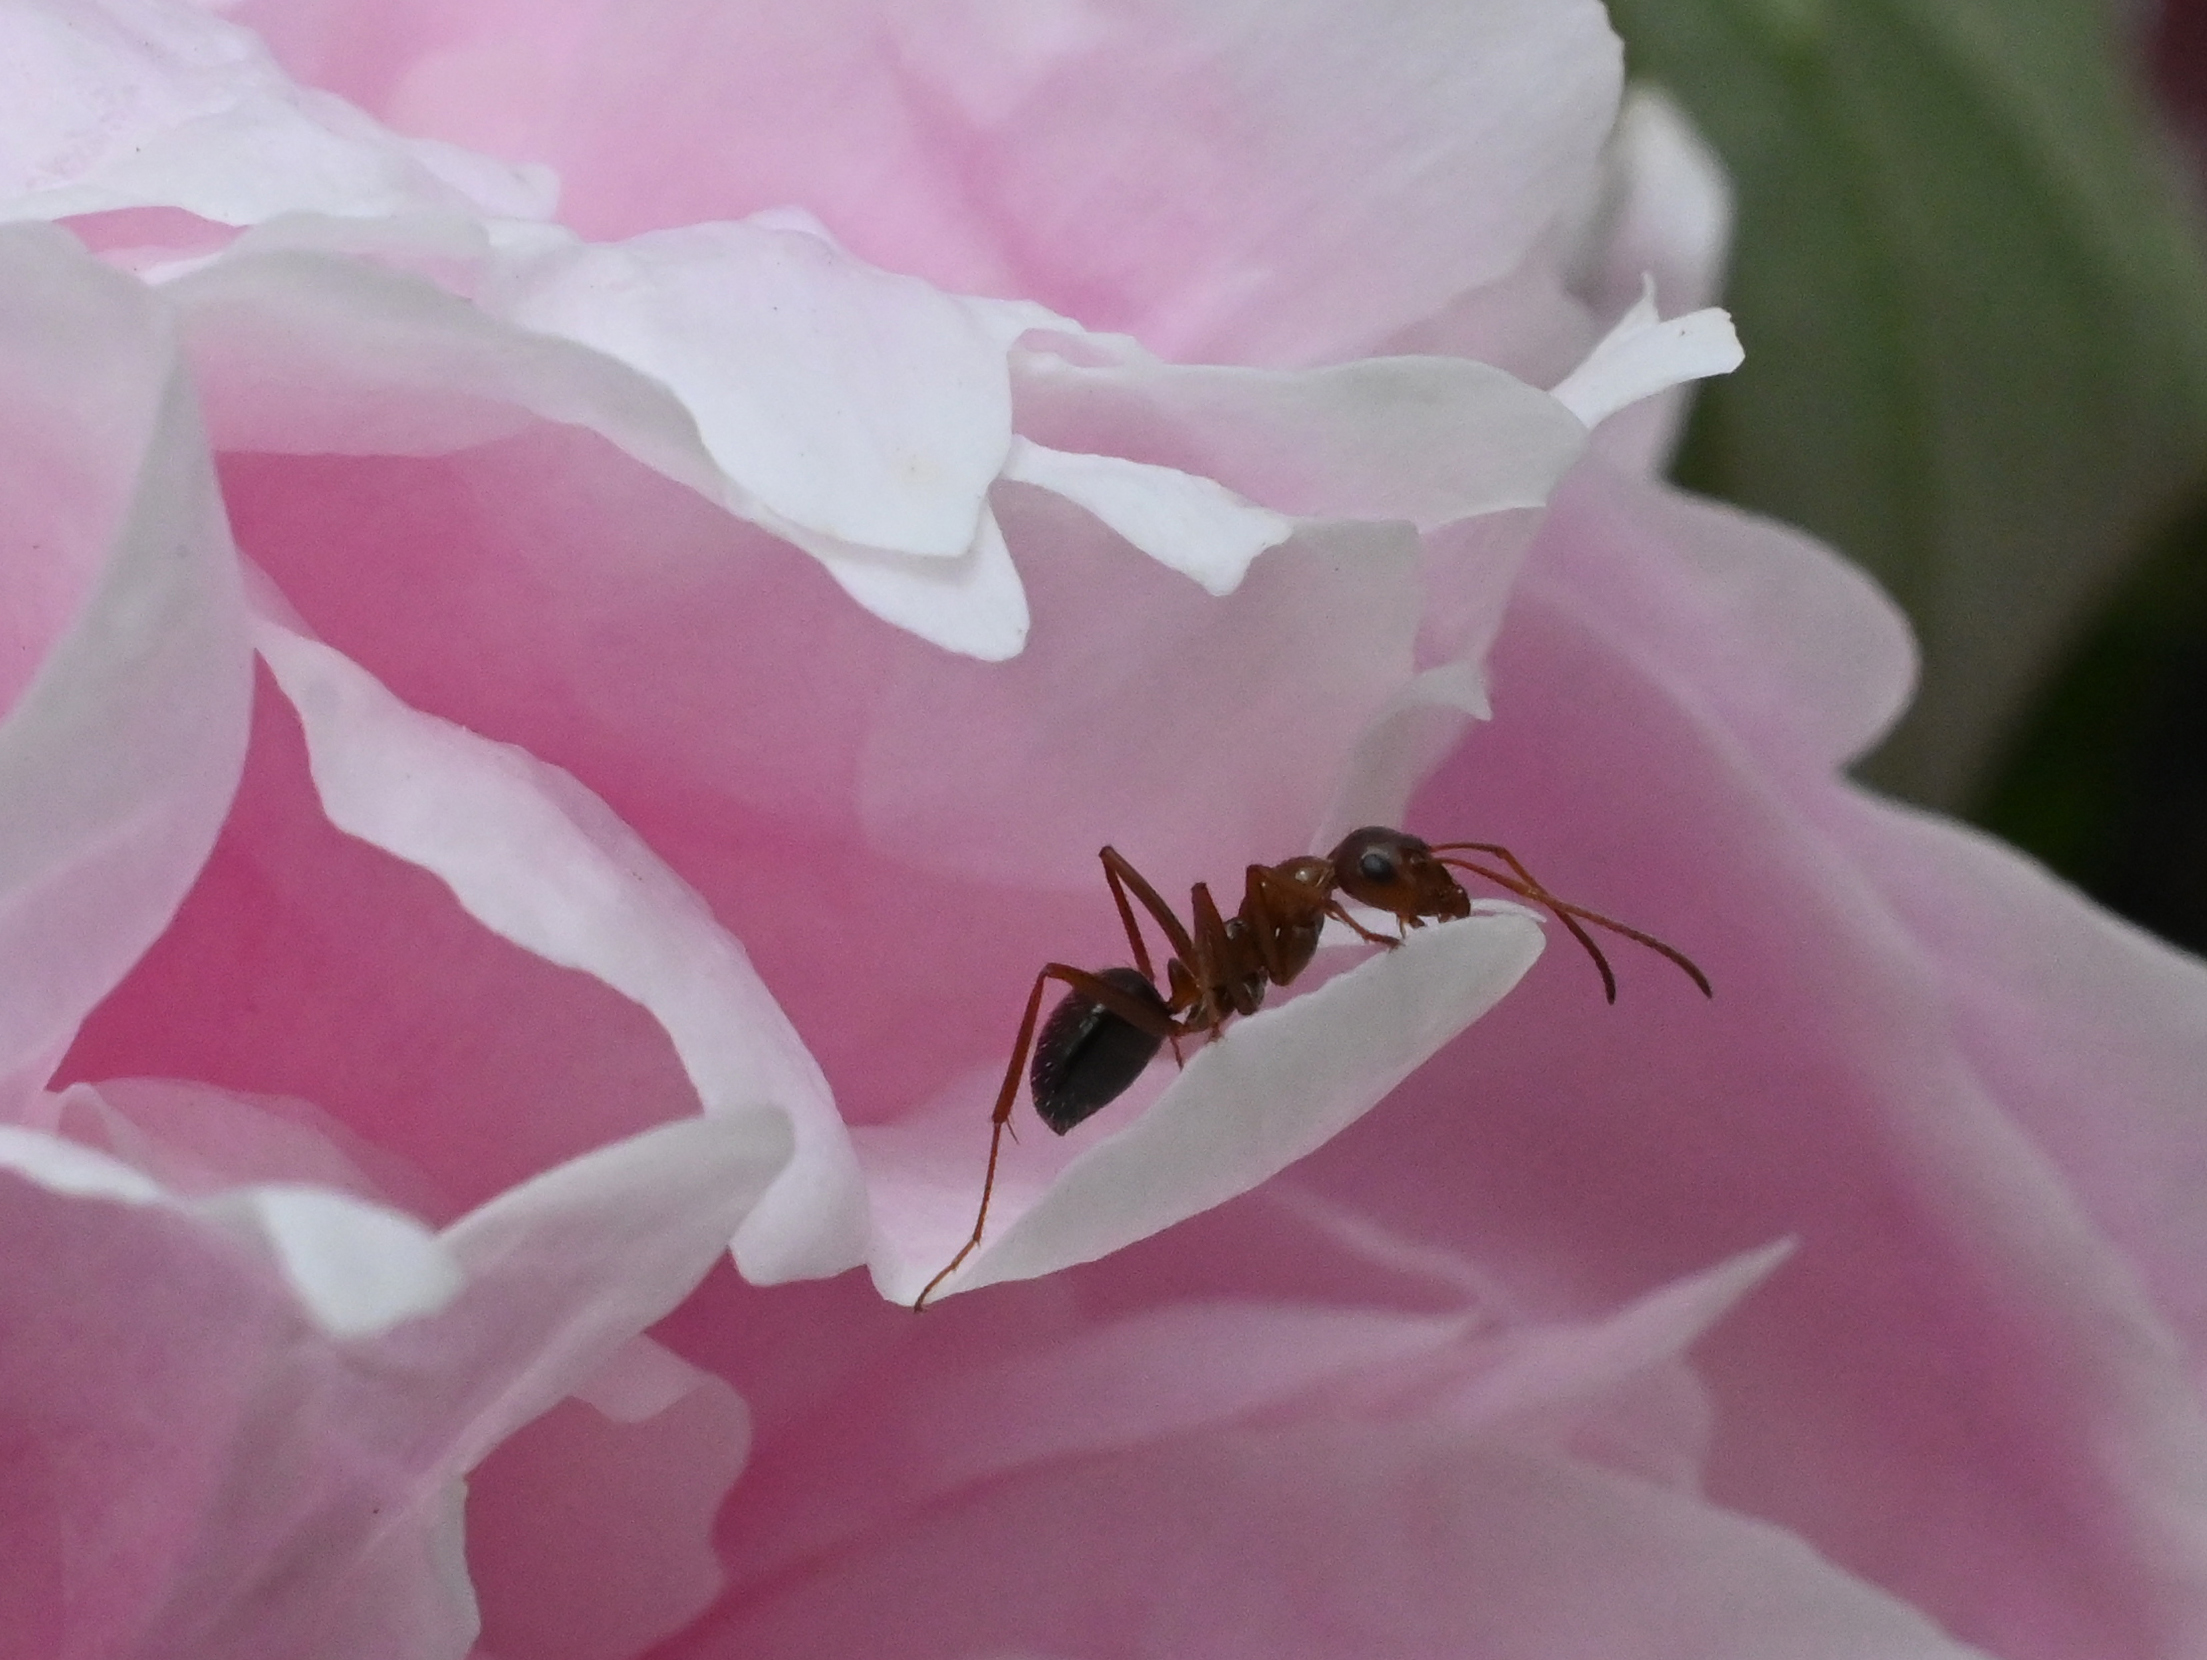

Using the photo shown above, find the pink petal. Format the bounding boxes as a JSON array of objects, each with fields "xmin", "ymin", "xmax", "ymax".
[
  {"xmin": 165, "ymin": 240, "xmax": 622, "ymax": 460},
  {"xmin": 1526, "ymin": 460, "xmax": 1917, "ymax": 774},
  {"xmin": 466, "ymin": 1345, "xmax": 751, "ymax": 1660},
  {"xmin": 1823, "ymin": 799, "xmax": 2207, "ymax": 1374},
  {"xmin": 0, "ymin": 1145, "xmax": 476, "ymax": 1659},
  {"xmin": 677, "ymin": 1426, "xmax": 1986, "ymax": 1660},
  {"xmin": 1553, "ymin": 471, "xmax": 2207, "ymax": 1388},
  {"xmin": 60, "ymin": 665, "xmax": 708, "ymax": 1218},
  {"xmin": 428, "ymin": 1118, "xmax": 780, "ymax": 1465},
  {"xmin": 855, "ymin": 505, "xmax": 1432, "ymax": 887},
  {"xmin": 1282, "ymin": 463, "xmax": 2207, "ymax": 1656},
  {"xmin": 178, "ymin": 426, "xmax": 1433, "ymax": 1142},
  {"xmin": 47, "ymin": 1074, "xmax": 439, "ymax": 1211},
  {"xmin": 1312, "ymin": 660, "xmax": 1493, "ymax": 844},
  {"xmin": 688, "ymin": 1232, "xmax": 1787, "ymax": 1592}
]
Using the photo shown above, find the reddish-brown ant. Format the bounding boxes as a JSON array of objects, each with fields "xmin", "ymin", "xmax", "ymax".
[{"xmin": 912, "ymin": 826, "xmax": 1709, "ymax": 1309}]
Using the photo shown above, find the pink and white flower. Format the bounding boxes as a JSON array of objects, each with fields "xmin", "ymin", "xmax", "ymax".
[{"xmin": 3, "ymin": 2, "xmax": 2203, "ymax": 1657}]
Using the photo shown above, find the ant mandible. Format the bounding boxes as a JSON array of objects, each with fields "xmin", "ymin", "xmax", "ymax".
[{"xmin": 912, "ymin": 826, "xmax": 1710, "ymax": 1309}]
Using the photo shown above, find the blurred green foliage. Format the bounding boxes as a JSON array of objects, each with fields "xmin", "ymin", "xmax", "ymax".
[
  {"xmin": 1980, "ymin": 485, "xmax": 2207, "ymax": 950},
  {"xmin": 1605, "ymin": 0, "xmax": 2207, "ymax": 839}
]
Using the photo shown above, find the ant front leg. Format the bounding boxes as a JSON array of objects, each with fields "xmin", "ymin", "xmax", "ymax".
[{"xmin": 1240, "ymin": 861, "xmax": 1364, "ymax": 992}]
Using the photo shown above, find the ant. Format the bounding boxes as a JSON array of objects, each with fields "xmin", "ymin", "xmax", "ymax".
[{"xmin": 912, "ymin": 826, "xmax": 1710, "ymax": 1309}]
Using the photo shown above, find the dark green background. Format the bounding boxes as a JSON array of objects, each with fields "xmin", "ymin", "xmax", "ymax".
[{"xmin": 1606, "ymin": 0, "xmax": 2207, "ymax": 951}]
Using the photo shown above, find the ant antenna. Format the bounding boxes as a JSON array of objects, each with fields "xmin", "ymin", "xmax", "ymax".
[{"xmin": 1428, "ymin": 843, "xmax": 1712, "ymax": 1002}]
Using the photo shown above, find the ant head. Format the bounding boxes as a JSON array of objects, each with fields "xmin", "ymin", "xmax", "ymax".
[{"xmin": 1328, "ymin": 827, "xmax": 1471, "ymax": 922}]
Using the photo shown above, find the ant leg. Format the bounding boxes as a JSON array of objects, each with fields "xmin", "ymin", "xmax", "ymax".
[
  {"xmin": 1242, "ymin": 865, "xmax": 1307, "ymax": 984},
  {"xmin": 1100, "ymin": 847, "xmax": 1199, "ymax": 966},
  {"xmin": 915, "ymin": 962, "xmax": 1186, "ymax": 1312},
  {"xmin": 1238, "ymin": 863, "xmax": 1381, "ymax": 993},
  {"xmin": 1101, "ymin": 847, "xmax": 1198, "ymax": 1065},
  {"xmin": 1186, "ymin": 881, "xmax": 1249, "ymax": 1039},
  {"xmin": 915, "ymin": 965, "xmax": 1056, "ymax": 1311},
  {"xmin": 1320, "ymin": 898, "xmax": 1399, "ymax": 948}
]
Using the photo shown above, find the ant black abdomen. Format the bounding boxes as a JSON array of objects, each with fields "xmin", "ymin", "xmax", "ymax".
[{"xmin": 1030, "ymin": 966, "xmax": 1169, "ymax": 1134}]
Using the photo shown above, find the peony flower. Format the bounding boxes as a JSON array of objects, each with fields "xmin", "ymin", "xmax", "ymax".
[{"xmin": 3, "ymin": 3, "xmax": 2204, "ymax": 1659}]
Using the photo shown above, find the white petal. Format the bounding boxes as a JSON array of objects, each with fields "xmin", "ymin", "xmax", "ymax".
[
  {"xmin": 1001, "ymin": 436, "xmax": 1295, "ymax": 594},
  {"xmin": 810, "ymin": 504, "xmax": 1032, "ymax": 662},
  {"xmin": 1014, "ymin": 343, "xmax": 1589, "ymax": 530},
  {"xmin": 0, "ymin": 225, "xmax": 251, "ymax": 1099},
  {"xmin": 1550, "ymin": 279, "xmax": 1743, "ymax": 430},
  {"xmin": 877, "ymin": 909, "xmax": 1544, "ymax": 1303},
  {"xmin": 207, "ymin": 1184, "xmax": 463, "ymax": 1340},
  {"xmin": 492, "ymin": 218, "xmax": 1017, "ymax": 559},
  {"xmin": 0, "ymin": 1124, "xmax": 162, "ymax": 1202},
  {"xmin": 437, "ymin": 1116, "xmax": 785, "ymax": 1464}
]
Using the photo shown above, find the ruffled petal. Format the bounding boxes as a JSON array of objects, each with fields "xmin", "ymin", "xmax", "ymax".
[
  {"xmin": 318, "ymin": 0, "xmax": 1625, "ymax": 365},
  {"xmin": 1013, "ymin": 342, "xmax": 1589, "ymax": 529},
  {"xmin": 0, "ymin": 224, "xmax": 250, "ymax": 1108},
  {"xmin": 0, "ymin": 1111, "xmax": 769, "ymax": 1659},
  {"xmin": 698, "ymin": 1235, "xmax": 1788, "ymax": 1589},
  {"xmin": 488, "ymin": 218, "xmax": 1041, "ymax": 561},
  {"xmin": 250, "ymin": 611, "xmax": 865, "ymax": 1281},
  {"xmin": 999, "ymin": 437, "xmax": 1293, "ymax": 596},
  {"xmin": 0, "ymin": 0, "xmax": 552, "ymax": 225}
]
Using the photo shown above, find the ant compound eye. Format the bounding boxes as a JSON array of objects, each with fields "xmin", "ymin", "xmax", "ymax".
[{"xmin": 1358, "ymin": 849, "xmax": 1397, "ymax": 885}]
